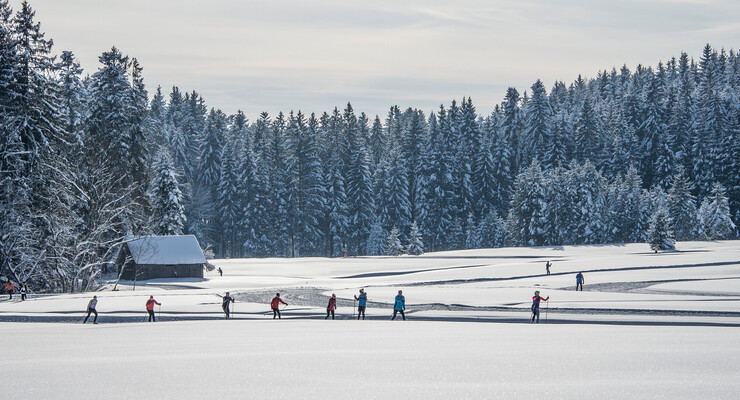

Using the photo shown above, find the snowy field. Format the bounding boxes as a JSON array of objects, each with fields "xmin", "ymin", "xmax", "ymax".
[{"xmin": 2, "ymin": 241, "xmax": 740, "ymax": 399}]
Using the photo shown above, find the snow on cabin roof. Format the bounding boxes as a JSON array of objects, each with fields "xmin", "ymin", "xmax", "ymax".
[{"xmin": 125, "ymin": 235, "xmax": 206, "ymax": 265}]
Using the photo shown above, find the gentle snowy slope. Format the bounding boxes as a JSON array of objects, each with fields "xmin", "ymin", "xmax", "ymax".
[
  {"xmin": 3, "ymin": 320, "xmax": 740, "ymax": 400},
  {"xmin": 1, "ymin": 241, "xmax": 739, "ymax": 399}
]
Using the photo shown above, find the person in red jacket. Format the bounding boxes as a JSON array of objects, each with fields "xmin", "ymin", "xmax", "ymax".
[
  {"xmin": 4, "ymin": 281, "xmax": 14, "ymax": 300},
  {"xmin": 325, "ymin": 293, "xmax": 337, "ymax": 320},
  {"xmin": 270, "ymin": 293, "xmax": 288, "ymax": 319},
  {"xmin": 146, "ymin": 295, "xmax": 161, "ymax": 322},
  {"xmin": 530, "ymin": 291, "xmax": 549, "ymax": 323}
]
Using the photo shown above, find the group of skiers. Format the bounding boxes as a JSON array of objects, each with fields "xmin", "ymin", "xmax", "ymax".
[
  {"xmin": 544, "ymin": 262, "xmax": 586, "ymax": 291},
  {"xmin": 81, "ymin": 295, "xmax": 162, "ymax": 324},
  {"xmin": 2, "ymin": 281, "xmax": 28, "ymax": 301},
  {"xmin": 73, "ymin": 264, "xmax": 588, "ymax": 324},
  {"xmin": 320, "ymin": 289, "xmax": 404, "ymax": 321}
]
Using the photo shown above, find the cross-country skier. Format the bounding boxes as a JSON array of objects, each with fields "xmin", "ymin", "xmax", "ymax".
[
  {"xmin": 576, "ymin": 272, "xmax": 584, "ymax": 291},
  {"xmin": 221, "ymin": 292, "xmax": 235, "ymax": 319},
  {"xmin": 218, "ymin": 267, "xmax": 223, "ymax": 277},
  {"xmin": 4, "ymin": 281, "xmax": 14, "ymax": 300},
  {"xmin": 391, "ymin": 290, "xmax": 406, "ymax": 320},
  {"xmin": 531, "ymin": 291, "xmax": 549, "ymax": 323},
  {"xmin": 271, "ymin": 293, "xmax": 288, "ymax": 319},
  {"xmin": 325, "ymin": 293, "xmax": 337, "ymax": 320},
  {"xmin": 20, "ymin": 283, "xmax": 26, "ymax": 301},
  {"xmin": 546, "ymin": 261, "xmax": 551, "ymax": 275},
  {"xmin": 354, "ymin": 289, "xmax": 367, "ymax": 320},
  {"xmin": 83, "ymin": 295, "xmax": 98, "ymax": 324},
  {"xmin": 146, "ymin": 296, "xmax": 161, "ymax": 322}
]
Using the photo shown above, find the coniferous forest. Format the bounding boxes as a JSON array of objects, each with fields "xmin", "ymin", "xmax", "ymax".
[{"xmin": 1, "ymin": 1, "xmax": 738, "ymax": 292}]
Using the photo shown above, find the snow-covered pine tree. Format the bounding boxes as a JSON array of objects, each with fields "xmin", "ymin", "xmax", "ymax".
[
  {"xmin": 477, "ymin": 210, "xmax": 506, "ymax": 248},
  {"xmin": 366, "ymin": 220, "xmax": 385, "ymax": 256},
  {"xmin": 148, "ymin": 149, "xmax": 186, "ymax": 235},
  {"xmin": 473, "ymin": 120, "xmax": 497, "ymax": 219},
  {"xmin": 324, "ymin": 149, "xmax": 349, "ymax": 257},
  {"xmin": 456, "ymin": 98, "xmax": 477, "ymax": 221},
  {"xmin": 646, "ymin": 206, "xmax": 676, "ymax": 251},
  {"xmin": 573, "ymin": 97, "xmax": 601, "ymax": 163},
  {"xmin": 499, "ymin": 88, "xmax": 523, "ymax": 174},
  {"xmin": 572, "ymin": 161, "xmax": 608, "ymax": 244},
  {"xmin": 522, "ymin": 79, "xmax": 552, "ymax": 166},
  {"xmin": 607, "ymin": 166, "xmax": 646, "ymax": 243},
  {"xmin": 406, "ymin": 221, "xmax": 424, "ymax": 255},
  {"xmin": 385, "ymin": 226, "xmax": 404, "ymax": 256},
  {"xmin": 543, "ymin": 109, "xmax": 570, "ymax": 170},
  {"xmin": 699, "ymin": 182, "xmax": 736, "ymax": 239},
  {"xmin": 489, "ymin": 112, "xmax": 513, "ymax": 217},
  {"xmin": 368, "ymin": 115, "xmax": 386, "ymax": 172},
  {"xmin": 507, "ymin": 160, "xmax": 548, "ymax": 246},
  {"xmin": 292, "ymin": 112, "xmax": 325, "ymax": 256},
  {"xmin": 198, "ymin": 108, "xmax": 226, "ymax": 195},
  {"xmin": 667, "ymin": 167, "xmax": 703, "ymax": 240},
  {"xmin": 425, "ymin": 105, "xmax": 460, "ymax": 251},
  {"xmin": 344, "ymin": 104, "xmax": 376, "ymax": 255},
  {"xmin": 216, "ymin": 145, "xmax": 240, "ymax": 257},
  {"xmin": 464, "ymin": 213, "xmax": 479, "ymax": 249},
  {"xmin": 380, "ymin": 148, "xmax": 411, "ymax": 238}
]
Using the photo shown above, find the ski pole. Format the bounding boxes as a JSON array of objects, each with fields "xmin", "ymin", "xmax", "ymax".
[
  {"xmin": 546, "ymin": 298, "xmax": 549, "ymax": 323},
  {"xmin": 353, "ymin": 298, "xmax": 356, "ymax": 319}
]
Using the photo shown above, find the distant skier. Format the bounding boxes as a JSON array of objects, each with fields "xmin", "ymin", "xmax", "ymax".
[
  {"xmin": 4, "ymin": 281, "xmax": 14, "ymax": 300},
  {"xmin": 576, "ymin": 272, "xmax": 584, "ymax": 291},
  {"xmin": 20, "ymin": 283, "xmax": 26, "ymax": 301},
  {"xmin": 271, "ymin": 293, "xmax": 288, "ymax": 319},
  {"xmin": 354, "ymin": 288, "xmax": 367, "ymax": 320},
  {"xmin": 83, "ymin": 295, "xmax": 98, "ymax": 324},
  {"xmin": 146, "ymin": 295, "xmax": 161, "ymax": 322},
  {"xmin": 546, "ymin": 261, "xmax": 551, "ymax": 275},
  {"xmin": 391, "ymin": 290, "xmax": 406, "ymax": 320},
  {"xmin": 325, "ymin": 293, "xmax": 337, "ymax": 320},
  {"xmin": 221, "ymin": 292, "xmax": 235, "ymax": 319},
  {"xmin": 218, "ymin": 267, "xmax": 223, "ymax": 277},
  {"xmin": 531, "ymin": 290, "xmax": 549, "ymax": 323}
]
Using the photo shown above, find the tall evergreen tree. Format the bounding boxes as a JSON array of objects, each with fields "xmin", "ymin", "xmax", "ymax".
[
  {"xmin": 148, "ymin": 150, "xmax": 186, "ymax": 235},
  {"xmin": 667, "ymin": 167, "xmax": 702, "ymax": 241},
  {"xmin": 699, "ymin": 182, "xmax": 736, "ymax": 239},
  {"xmin": 647, "ymin": 206, "xmax": 676, "ymax": 251}
]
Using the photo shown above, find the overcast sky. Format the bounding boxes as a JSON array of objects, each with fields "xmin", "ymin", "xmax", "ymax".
[{"xmin": 9, "ymin": 0, "xmax": 740, "ymax": 120}]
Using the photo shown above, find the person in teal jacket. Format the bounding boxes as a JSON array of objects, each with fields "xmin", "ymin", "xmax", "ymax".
[
  {"xmin": 391, "ymin": 290, "xmax": 405, "ymax": 320},
  {"xmin": 354, "ymin": 288, "xmax": 367, "ymax": 320}
]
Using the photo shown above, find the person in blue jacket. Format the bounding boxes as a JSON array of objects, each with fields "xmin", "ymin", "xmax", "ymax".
[
  {"xmin": 354, "ymin": 288, "xmax": 367, "ymax": 320},
  {"xmin": 576, "ymin": 272, "xmax": 584, "ymax": 291},
  {"xmin": 391, "ymin": 290, "xmax": 406, "ymax": 320}
]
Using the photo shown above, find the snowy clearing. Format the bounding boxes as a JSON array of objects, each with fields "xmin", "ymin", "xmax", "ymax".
[{"xmin": 2, "ymin": 241, "xmax": 740, "ymax": 399}]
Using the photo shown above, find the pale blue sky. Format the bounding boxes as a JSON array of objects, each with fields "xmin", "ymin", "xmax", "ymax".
[{"xmin": 10, "ymin": 0, "xmax": 740, "ymax": 120}]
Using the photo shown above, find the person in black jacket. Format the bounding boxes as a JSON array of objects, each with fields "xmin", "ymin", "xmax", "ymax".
[
  {"xmin": 83, "ymin": 296, "xmax": 98, "ymax": 324},
  {"xmin": 221, "ymin": 292, "xmax": 235, "ymax": 319}
]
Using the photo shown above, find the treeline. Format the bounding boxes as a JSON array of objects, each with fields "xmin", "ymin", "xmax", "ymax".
[{"xmin": 1, "ymin": 1, "xmax": 738, "ymax": 292}]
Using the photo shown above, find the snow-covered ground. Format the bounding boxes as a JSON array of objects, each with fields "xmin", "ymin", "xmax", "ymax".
[{"xmin": 2, "ymin": 241, "xmax": 739, "ymax": 399}]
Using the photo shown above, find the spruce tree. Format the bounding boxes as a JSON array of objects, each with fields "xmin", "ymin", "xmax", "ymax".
[
  {"xmin": 646, "ymin": 206, "xmax": 676, "ymax": 251},
  {"xmin": 406, "ymin": 221, "xmax": 424, "ymax": 255},
  {"xmin": 699, "ymin": 182, "xmax": 736, "ymax": 239},
  {"xmin": 385, "ymin": 226, "xmax": 404, "ymax": 256},
  {"xmin": 667, "ymin": 167, "xmax": 703, "ymax": 240},
  {"xmin": 148, "ymin": 150, "xmax": 186, "ymax": 236},
  {"xmin": 507, "ymin": 160, "xmax": 547, "ymax": 246},
  {"xmin": 522, "ymin": 80, "xmax": 552, "ymax": 165},
  {"xmin": 366, "ymin": 220, "xmax": 385, "ymax": 256}
]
